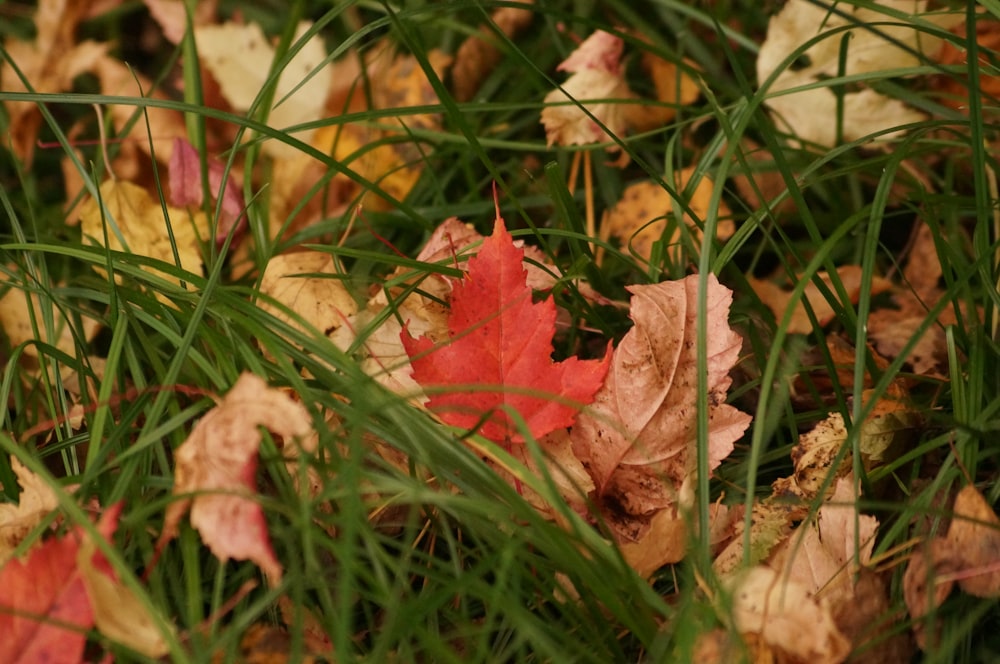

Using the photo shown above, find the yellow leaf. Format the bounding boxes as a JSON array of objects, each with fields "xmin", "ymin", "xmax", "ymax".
[
  {"xmin": 79, "ymin": 180, "xmax": 207, "ymax": 301},
  {"xmin": 258, "ymin": 251, "xmax": 358, "ymax": 340}
]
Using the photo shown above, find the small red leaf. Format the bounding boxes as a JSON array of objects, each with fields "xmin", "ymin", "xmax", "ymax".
[
  {"xmin": 402, "ymin": 215, "xmax": 610, "ymax": 443},
  {"xmin": 168, "ymin": 137, "xmax": 246, "ymax": 244}
]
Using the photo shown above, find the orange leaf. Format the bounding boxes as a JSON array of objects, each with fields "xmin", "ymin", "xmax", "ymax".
[{"xmin": 402, "ymin": 215, "xmax": 610, "ymax": 443}]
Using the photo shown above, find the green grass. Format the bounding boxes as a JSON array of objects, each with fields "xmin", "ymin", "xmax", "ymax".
[{"xmin": 2, "ymin": 0, "xmax": 1000, "ymax": 661}]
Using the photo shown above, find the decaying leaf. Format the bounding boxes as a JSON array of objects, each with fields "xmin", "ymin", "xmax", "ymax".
[
  {"xmin": 541, "ymin": 30, "xmax": 635, "ymax": 149},
  {"xmin": 756, "ymin": 0, "xmax": 957, "ymax": 147},
  {"xmin": 604, "ymin": 169, "xmax": 734, "ymax": 265},
  {"xmin": 932, "ymin": 20, "xmax": 1000, "ymax": 113},
  {"xmin": 258, "ymin": 251, "xmax": 358, "ymax": 343},
  {"xmin": 451, "ymin": 0, "xmax": 536, "ymax": 102},
  {"xmin": 158, "ymin": 373, "xmax": 313, "ymax": 585},
  {"xmin": 0, "ymin": 458, "xmax": 60, "ymax": 566},
  {"xmin": 947, "ymin": 485, "xmax": 1000, "ymax": 597},
  {"xmin": 869, "ymin": 221, "xmax": 980, "ymax": 375},
  {"xmin": 769, "ymin": 477, "xmax": 878, "ymax": 601},
  {"xmin": 78, "ymin": 179, "xmax": 209, "ymax": 300},
  {"xmin": 903, "ymin": 537, "xmax": 960, "ymax": 651},
  {"xmin": 750, "ymin": 266, "xmax": 893, "ymax": 334},
  {"xmin": 402, "ymin": 215, "xmax": 610, "ymax": 444},
  {"xmin": 195, "ymin": 21, "xmax": 332, "ymax": 159},
  {"xmin": 771, "ymin": 393, "xmax": 921, "ymax": 505},
  {"xmin": 729, "ymin": 565, "xmax": 851, "ymax": 663},
  {"xmin": 572, "ymin": 274, "xmax": 749, "ymax": 496}
]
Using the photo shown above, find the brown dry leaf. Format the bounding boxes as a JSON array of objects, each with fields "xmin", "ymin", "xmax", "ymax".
[
  {"xmin": 78, "ymin": 180, "xmax": 208, "ymax": 302},
  {"xmin": 727, "ymin": 138, "xmax": 797, "ymax": 217},
  {"xmin": 541, "ymin": 30, "xmax": 635, "ymax": 149},
  {"xmin": 869, "ymin": 221, "xmax": 979, "ymax": 375},
  {"xmin": 947, "ymin": 485, "xmax": 1000, "ymax": 597},
  {"xmin": 451, "ymin": 0, "xmax": 535, "ymax": 102},
  {"xmin": 258, "ymin": 252, "xmax": 358, "ymax": 342},
  {"xmin": 77, "ymin": 518, "xmax": 173, "ymax": 657},
  {"xmin": 769, "ymin": 477, "xmax": 877, "ymax": 601},
  {"xmin": 195, "ymin": 21, "xmax": 333, "ymax": 159},
  {"xmin": 0, "ymin": 0, "xmax": 109, "ymax": 165},
  {"xmin": 0, "ymin": 458, "xmax": 60, "ymax": 566},
  {"xmin": 756, "ymin": 0, "xmax": 958, "ymax": 147},
  {"xmin": 932, "ymin": 20, "xmax": 1000, "ymax": 112},
  {"xmin": 570, "ymin": 275, "xmax": 751, "ymax": 552},
  {"xmin": 605, "ymin": 169, "xmax": 734, "ymax": 265},
  {"xmin": 771, "ymin": 392, "xmax": 921, "ymax": 505},
  {"xmin": 829, "ymin": 569, "xmax": 914, "ymax": 663},
  {"xmin": 713, "ymin": 500, "xmax": 795, "ymax": 577},
  {"xmin": 749, "ymin": 266, "xmax": 893, "ymax": 334},
  {"xmin": 225, "ymin": 623, "xmax": 317, "ymax": 664},
  {"xmin": 157, "ymin": 373, "xmax": 313, "ymax": 586},
  {"xmin": 729, "ymin": 565, "xmax": 851, "ymax": 663},
  {"xmin": 903, "ymin": 538, "xmax": 960, "ymax": 651}
]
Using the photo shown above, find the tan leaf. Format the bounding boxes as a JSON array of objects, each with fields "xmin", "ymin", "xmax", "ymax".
[
  {"xmin": 258, "ymin": 252, "xmax": 358, "ymax": 341},
  {"xmin": 0, "ymin": 0, "xmax": 108, "ymax": 164},
  {"xmin": 195, "ymin": 21, "xmax": 333, "ymax": 159},
  {"xmin": 756, "ymin": 0, "xmax": 958, "ymax": 147},
  {"xmin": 571, "ymin": 274, "xmax": 750, "ymax": 497},
  {"xmin": 541, "ymin": 30, "xmax": 634, "ymax": 148},
  {"xmin": 729, "ymin": 565, "xmax": 851, "ymax": 663},
  {"xmin": 158, "ymin": 373, "xmax": 313, "ymax": 585},
  {"xmin": 769, "ymin": 477, "xmax": 878, "ymax": 600},
  {"xmin": 78, "ymin": 179, "xmax": 209, "ymax": 301},
  {"xmin": 903, "ymin": 538, "xmax": 960, "ymax": 651},
  {"xmin": 78, "ymin": 509, "xmax": 173, "ymax": 657},
  {"xmin": 0, "ymin": 458, "xmax": 60, "ymax": 565},
  {"xmin": 144, "ymin": 0, "xmax": 217, "ymax": 45},
  {"xmin": 605, "ymin": 170, "xmax": 733, "ymax": 265},
  {"xmin": 749, "ymin": 266, "xmax": 893, "ymax": 334},
  {"xmin": 451, "ymin": 0, "xmax": 535, "ymax": 102},
  {"xmin": 947, "ymin": 485, "xmax": 1000, "ymax": 597}
]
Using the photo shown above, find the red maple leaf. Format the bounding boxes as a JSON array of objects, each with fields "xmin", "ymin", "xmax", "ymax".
[{"xmin": 401, "ymin": 215, "xmax": 611, "ymax": 443}]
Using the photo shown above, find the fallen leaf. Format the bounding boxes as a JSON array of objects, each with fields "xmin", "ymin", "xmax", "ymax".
[
  {"xmin": 604, "ymin": 170, "xmax": 734, "ymax": 265},
  {"xmin": 0, "ymin": 0, "xmax": 108, "ymax": 164},
  {"xmin": 729, "ymin": 565, "xmax": 851, "ymax": 663},
  {"xmin": 144, "ymin": 0, "xmax": 217, "ymax": 45},
  {"xmin": 78, "ymin": 503, "xmax": 172, "ymax": 657},
  {"xmin": 749, "ymin": 266, "xmax": 893, "ymax": 334},
  {"xmin": 0, "ymin": 458, "xmax": 60, "ymax": 566},
  {"xmin": 195, "ymin": 21, "xmax": 332, "ymax": 159},
  {"xmin": 623, "ymin": 34, "xmax": 702, "ymax": 132},
  {"xmin": 932, "ymin": 20, "xmax": 1000, "ymax": 112},
  {"xmin": 771, "ymin": 392, "xmax": 921, "ymax": 505},
  {"xmin": 769, "ymin": 477, "xmax": 878, "ymax": 600},
  {"xmin": 78, "ymin": 179, "xmax": 209, "ymax": 300},
  {"xmin": 158, "ymin": 373, "xmax": 313, "ymax": 585},
  {"xmin": 168, "ymin": 137, "xmax": 247, "ymax": 244},
  {"xmin": 541, "ymin": 30, "xmax": 635, "ymax": 149},
  {"xmin": 903, "ymin": 538, "xmax": 960, "ymax": 651},
  {"xmin": 402, "ymin": 214, "xmax": 611, "ymax": 444},
  {"xmin": 571, "ymin": 274, "xmax": 750, "ymax": 497},
  {"xmin": 947, "ymin": 485, "xmax": 1000, "ymax": 597},
  {"xmin": 0, "ymin": 501, "xmax": 119, "ymax": 664},
  {"xmin": 0, "ymin": 278, "xmax": 102, "ymax": 362},
  {"xmin": 869, "ymin": 221, "xmax": 980, "ymax": 375},
  {"xmin": 756, "ymin": 0, "xmax": 956, "ymax": 147},
  {"xmin": 258, "ymin": 251, "xmax": 357, "ymax": 343},
  {"xmin": 451, "ymin": 0, "xmax": 536, "ymax": 102}
]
